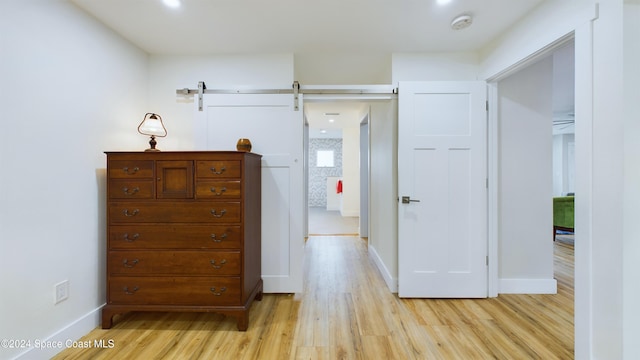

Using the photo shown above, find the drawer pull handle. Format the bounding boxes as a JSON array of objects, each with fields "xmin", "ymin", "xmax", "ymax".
[
  {"xmin": 210, "ymin": 259, "xmax": 227, "ymax": 269},
  {"xmin": 122, "ymin": 167, "xmax": 139, "ymax": 175},
  {"xmin": 210, "ymin": 287, "xmax": 227, "ymax": 296},
  {"xmin": 123, "ymin": 233, "xmax": 140, "ymax": 242},
  {"xmin": 210, "ymin": 209, "xmax": 227, "ymax": 218},
  {"xmin": 123, "ymin": 259, "xmax": 139, "ymax": 268},
  {"xmin": 123, "ymin": 209, "xmax": 139, "ymax": 217},
  {"xmin": 122, "ymin": 187, "xmax": 140, "ymax": 195},
  {"xmin": 210, "ymin": 233, "xmax": 228, "ymax": 242},
  {"xmin": 123, "ymin": 286, "xmax": 139, "ymax": 295},
  {"xmin": 209, "ymin": 166, "xmax": 226, "ymax": 175},
  {"xmin": 210, "ymin": 187, "xmax": 227, "ymax": 196}
]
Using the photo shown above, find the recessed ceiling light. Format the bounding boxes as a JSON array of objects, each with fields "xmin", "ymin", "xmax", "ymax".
[
  {"xmin": 328, "ymin": 119, "xmax": 335, "ymax": 123},
  {"xmin": 163, "ymin": 0, "xmax": 181, "ymax": 8},
  {"xmin": 437, "ymin": 0, "xmax": 452, "ymax": 5}
]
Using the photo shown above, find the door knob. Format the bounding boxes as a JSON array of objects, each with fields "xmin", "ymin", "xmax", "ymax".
[{"xmin": 401, "ymin": 196, "xmax": 420, "ymax": 204}]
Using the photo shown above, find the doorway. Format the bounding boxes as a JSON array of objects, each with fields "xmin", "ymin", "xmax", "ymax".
[
  {"xmin": 493, "ymin": 38, "xmax": 575, "ymax": 295},
  {"xmin": 305, "ymin": 101, "xmax": 368, "ymax": 237}
]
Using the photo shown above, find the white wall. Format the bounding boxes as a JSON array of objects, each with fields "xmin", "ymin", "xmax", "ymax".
[
  {"xmin": 148, "ymin": 54, "xmax": 294, "ymax": 151},
  {"xmin": 368, "ymin": 101, "xmax": 398, "ymax": 290},
  {"xmin": 294, "ymin": 53, "xmax": 392, "ymax": 85},
  {"xmin": 623, "ymin": 2, "xmax": 640, "ymax": 359},
  {"xmin": 392, "ymin": 52, "xmax": 480, "ymax": 83},
  {"xmin": 479, "ymin": 0, "xmax": 597, "ymax": 80},
  {"xmin": 340, "ymin": 127, "xmax": 360, "ymax": 217},
  {"xmin": 497, "ymin": 56, "xmax": 556, "ymax": 293},
  {"xmin": 0, "ymin": 1, "xmax": 149, "ymax": 359},
  {"xmin": 359, "ymin": 121, "xmax": 369, "ymax": 237},
  {"xmin": 553, "ymin": 134, "xmax": 576, "ymax": 196}
]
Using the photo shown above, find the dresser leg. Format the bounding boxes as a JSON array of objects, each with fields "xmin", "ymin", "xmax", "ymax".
[
  {"xmin": 236, "ymin": 313, "xmax": 249, "ymax": 331},
  {"xmin": 101, "ymin": 308, "xmax": 114, "ymax": 329}
]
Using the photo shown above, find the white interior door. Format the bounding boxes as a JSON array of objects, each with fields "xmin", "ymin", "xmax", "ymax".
[
  {"xmin": 195, "ymin": 93, "xmax": 304, "ymax": 293},
  {"xmin": 398, "ymin": 81, "xmax": 487, "ymax": 298}
]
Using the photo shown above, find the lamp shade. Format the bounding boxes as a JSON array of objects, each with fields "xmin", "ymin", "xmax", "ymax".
[{"xmin": 138, "ymin": 113, "xmax": 167, "ymax": 137}]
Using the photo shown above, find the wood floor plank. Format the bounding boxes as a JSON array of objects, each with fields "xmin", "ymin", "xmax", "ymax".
[{"xmin": 53, "ymin": 236, "xmax": 574, "ymax": 359}]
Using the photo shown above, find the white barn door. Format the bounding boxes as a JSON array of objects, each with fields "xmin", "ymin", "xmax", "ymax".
[
  {"xmin": 398, "ymin": 81, "xmax": 487, "ymax": 298},
  {"xmin": 195, "ymin": 94, "xmax": 304, "ymax": 293}
]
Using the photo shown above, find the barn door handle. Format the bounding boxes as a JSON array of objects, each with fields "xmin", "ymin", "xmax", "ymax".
[{"xmin": 401, "ymin": 196, "xmax": 420, "ymax": 204}]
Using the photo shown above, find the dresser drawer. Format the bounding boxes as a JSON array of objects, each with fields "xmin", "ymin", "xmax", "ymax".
[
  {"xmin": 108, "ymin": 225, "xmax": 241, "ymax": 250},
  {"xmin": 108, "ymin": 179, "xmax": 155, "ymax": 199},
  {"xmin": 108, "ymin": 250, "xmax": 241, "ymax": 275},
  {"xmin": 109, "ymin": 160, "xmax": 154, "ymax": 179},
  {"xmin": 196, "ymin": 160, "xmax": 241, "ymax": 178},
  {"xmin": 109, "ymin": 202, "xmax": 241, "ymax": 223},
  {"xmin": 196, "ymin": 181, "xmax": 241, "ymax": 199},
  {"xmin": 108, "ymin": 277, "xmax": 241, "ymax": 305}
]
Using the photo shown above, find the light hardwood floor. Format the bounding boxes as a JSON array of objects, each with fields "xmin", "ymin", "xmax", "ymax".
[{"xmin": 53, "ymin": 237, "xmax": 574, "ymax": 359}]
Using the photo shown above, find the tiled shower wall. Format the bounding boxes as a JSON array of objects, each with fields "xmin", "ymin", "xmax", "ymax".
[{"xmin": 309, "ymin": 138, "xmax": 343, "ymax": 207}]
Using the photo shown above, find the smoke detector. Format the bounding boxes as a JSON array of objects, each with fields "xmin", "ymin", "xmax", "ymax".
[{"xmin": 451, "ymin": 14, "xmax": 473, "ymax": 30}]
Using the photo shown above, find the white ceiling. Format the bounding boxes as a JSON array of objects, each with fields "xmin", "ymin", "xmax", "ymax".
[
  {"xmin": 71, "ymin": 0, "xmax": 546, "ymax": 55},
  {"xmin": 70, "ymin": 0, "xmax": 569, "ymax": 136}
]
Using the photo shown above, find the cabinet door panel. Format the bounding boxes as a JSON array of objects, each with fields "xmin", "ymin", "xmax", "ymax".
[{"xmin": 157, "ymin": 160, "xmax": 194, "ymax": 199}]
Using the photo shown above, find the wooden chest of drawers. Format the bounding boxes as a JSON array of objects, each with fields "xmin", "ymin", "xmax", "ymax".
[{"xmin": 101, "ymin": 151, "xmax": 262, "ymax": 331}]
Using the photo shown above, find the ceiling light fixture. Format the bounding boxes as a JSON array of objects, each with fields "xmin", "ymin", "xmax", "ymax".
[
  {"xmin": 437, "ymin": 0, "xmax": 452, "ymax": 5},
  {"xmin": 328, "ymin": 119, "xmax": 335, "ymax": 123},
  {"xmin": 451, "ymin": 14, "xmax": 473, "ymax": 30},
  {"xmin": 162, "ymin": 0, "xmax": 181, "ymax": 8}
]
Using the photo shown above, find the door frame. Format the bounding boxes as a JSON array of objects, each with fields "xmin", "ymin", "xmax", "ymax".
[
  {"xmin": 303, "ymin": 94, "xmax": 393, "ymax": 238},
  {"xmin": 486, "ymin": 34, "xmax": 577, "ymax": 297}
]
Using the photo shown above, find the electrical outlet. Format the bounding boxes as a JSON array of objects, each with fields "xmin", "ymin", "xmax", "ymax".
[{"xmin": 54, "ymin": 280, "xmax": 69, "ymax": 304}]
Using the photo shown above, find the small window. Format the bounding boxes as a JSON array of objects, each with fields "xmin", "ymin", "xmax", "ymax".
[{"xmin": 316, "ymin": 150, "xmax": 334, "ymax": 167}]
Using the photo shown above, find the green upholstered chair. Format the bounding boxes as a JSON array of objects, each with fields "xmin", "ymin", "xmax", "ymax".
[{"xmin": 553, "ymin": 196, "xmax": 574, "ymax": 240}]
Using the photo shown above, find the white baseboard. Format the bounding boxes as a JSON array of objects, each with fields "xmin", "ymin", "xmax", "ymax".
[
  {"xmin": 368, "ymin": 244, "xmax": 398, "ymax": 293},
  {"xmin": 14, "ymin": 305, "xmax": 103, "ymax": 360},
  {"xmin": 499, "ymin": 278, "xmax": 558, "ymax": 294}
]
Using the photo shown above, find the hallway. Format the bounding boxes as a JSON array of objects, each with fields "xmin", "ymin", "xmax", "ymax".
[{"xmin": 308, "ymin": 207, "xmax": 359, "ymax": 235}]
